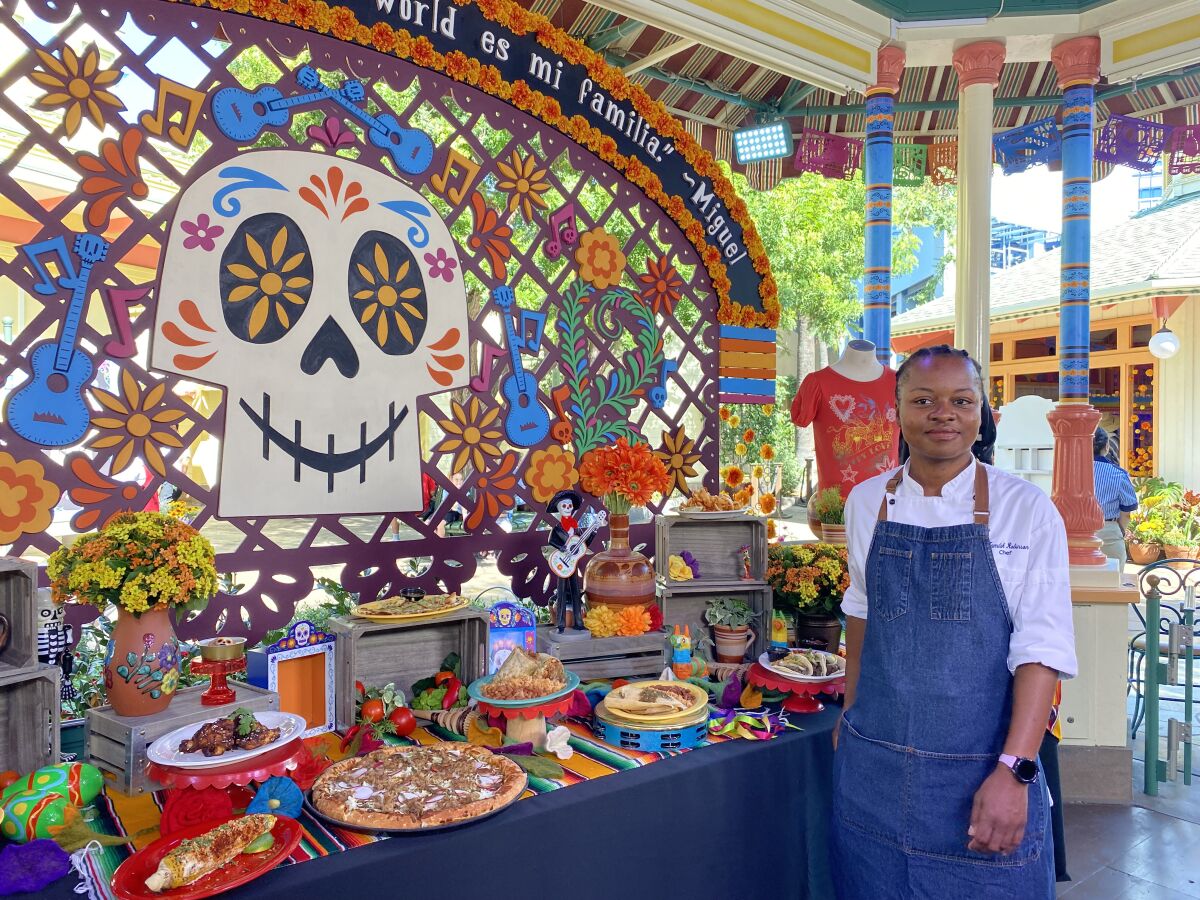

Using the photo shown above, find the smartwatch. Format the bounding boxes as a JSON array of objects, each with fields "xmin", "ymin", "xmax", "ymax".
[{"xmin": 998, "ymin": 754, "xmax": 1039, "ymax": 784}]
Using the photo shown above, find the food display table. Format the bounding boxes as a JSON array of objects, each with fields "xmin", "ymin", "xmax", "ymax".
[{"xmin": 39, "ymin": 710, "xmax": 838, "ymax": 900}]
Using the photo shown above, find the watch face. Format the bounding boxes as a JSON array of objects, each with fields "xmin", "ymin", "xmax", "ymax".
[{"xmin": 1013, "ymin": 758, "xmax": 1039, "ymax": 783}]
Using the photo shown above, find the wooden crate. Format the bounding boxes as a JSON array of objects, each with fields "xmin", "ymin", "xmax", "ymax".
[
  {"xmin": 654, "ymin": 516, "xmax": 768, "ymax": 585},
  {"xmin": 330, "ymin": 607, "xmax": 488, "ymax": 729},
  {"xmin": 85, "ymin": 683, "xmax": 278, "ymax": 796},
  {"xmin": 658, "ymin": 582, "xmax": 773, "ymax": 662},
  {"xmin": 538, "ymin": 628, "xmax": 667, "ymax": 680},
  {"xmin": 0, "ymin": 665, "xmax": 60, "ymax": 773},
  {"xmin": 0, "ymin": 556, "xmax": 39, "ymax": 677}
]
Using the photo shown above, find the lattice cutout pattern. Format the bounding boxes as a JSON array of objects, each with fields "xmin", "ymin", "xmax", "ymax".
[{"xmin": 0, "ymin": 0, "xmax": 721, "ymax": 643}]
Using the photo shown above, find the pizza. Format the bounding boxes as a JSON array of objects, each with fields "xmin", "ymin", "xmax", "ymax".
[{"xmin": 309, "ymin": 743, "xmax": 526, "ymax": 829}]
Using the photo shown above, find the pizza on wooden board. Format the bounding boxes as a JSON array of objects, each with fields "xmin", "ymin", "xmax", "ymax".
[{"xmin": 310, "ymin": 743, "xmax": 526, "ymax": 829}]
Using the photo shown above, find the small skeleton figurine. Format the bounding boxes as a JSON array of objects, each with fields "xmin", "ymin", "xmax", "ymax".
[
  {"xmin": 37, "ymin": 588, "xmax": 79, "ymax": 708},
  {"xmin": 545, "ymin": 490, "xmax": 596, "ymax": 633}
]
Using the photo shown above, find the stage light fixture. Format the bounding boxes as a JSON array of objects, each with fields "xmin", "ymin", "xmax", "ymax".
[{"xmin": 733, "ymin": 120, "xmax": 793, "ymax": 165}]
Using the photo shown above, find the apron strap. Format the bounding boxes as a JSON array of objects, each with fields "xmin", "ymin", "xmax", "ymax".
[{"xmin": 875, "ymin": 461, "xmax": 991, "ymax": 525}]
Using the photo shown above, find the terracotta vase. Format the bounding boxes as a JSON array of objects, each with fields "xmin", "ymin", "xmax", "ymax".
[
  {"xmin": 792, "ymin": 612, "xmax": 844, "ymax": 653},
  {"xmin": 1127, "ymin": 542, "xmax": 1162, "ymax": 566},
  {"xmin": 819, "ymin": 523, "xmax": 847, "ymax": 544},
  {"xmin": 1164, "ymin": 545, "xmax": 1200, "ymax": 570},
  {"xmin": 711, "ymin": 624, "xmax": 756, "ymax": 663},
  {"xmin": 104, "ymin": 606, "xmax": 181, "ymax": 717},
  {"xmin": 584, "ymin": 513, "xmax": 656, "ymax": 608}
]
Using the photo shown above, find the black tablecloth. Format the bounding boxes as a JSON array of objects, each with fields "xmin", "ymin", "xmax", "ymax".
[{"xmin": 41, "ymin": 707, "xmax": 838, "ymax": 900}]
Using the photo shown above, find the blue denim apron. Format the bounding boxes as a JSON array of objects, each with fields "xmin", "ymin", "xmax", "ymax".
[{"xmin": 831, "ymin": 463, "xmax": 1053, "ymax": 899}]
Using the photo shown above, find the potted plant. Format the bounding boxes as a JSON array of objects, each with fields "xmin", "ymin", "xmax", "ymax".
[
  {"xmin": 703, "ymin": 596, "xmax": 759, "ymax": 663},
  {"xmin": 48, "ymin": 511, "xmax": 217, "ymax": 717},
  {"xmin": 1161, "ymin": 491, "xmax": 1200, "ymax": 565},
  {"xmin": 1125, "ymin": 508, "xmax": 1164, "ymax": 565},
  {"xmin": 808, "ymin": 487, "xmax": 846, "ymax": 543},
  {"xmin": 765, "ymin": 542, "xmax": 848, "ymax": 653}
]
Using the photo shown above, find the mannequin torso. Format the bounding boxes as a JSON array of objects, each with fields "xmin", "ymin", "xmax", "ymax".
[{"xmin": 831, "ymin": 339, "xmax": 885, "ymax": 383}]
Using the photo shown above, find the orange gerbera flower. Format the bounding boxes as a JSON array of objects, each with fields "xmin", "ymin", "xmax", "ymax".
[
  {"xmin": 758, "ymin": 493, "xmax": 777, "ymax": 515},
  {"xmin": 637, "ymin": 255, "xmax": 683, "ymax": 316},
  {"xmin": 719, "ymin": 406, "xmax": 731, "ymax": 422},
  {"xmin": 575, "ymin": 227, "xmax": 626, "ymax": 290},
  {"xmin": 743, "ymin": 428, "xmax": 755, "ymax": 443},
  {"xmin": 761, "ymin": 443, "xmax": 776, "ymax": 461},
  {"xmin": 467, "ymin": 191, "xmax": 512, "ymax": 279}
]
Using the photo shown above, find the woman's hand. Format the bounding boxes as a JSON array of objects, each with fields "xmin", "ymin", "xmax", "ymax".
[{"xmin": 967, "ymin": 766, "xmax": 1028, "ymax": 854}]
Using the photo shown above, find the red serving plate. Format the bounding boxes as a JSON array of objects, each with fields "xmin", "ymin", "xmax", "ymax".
[{"xmin": 110, "ymin": 815, "xmax": 302, "ymax": 900}]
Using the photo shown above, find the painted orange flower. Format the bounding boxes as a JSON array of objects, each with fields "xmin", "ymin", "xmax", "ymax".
[
  {"xmin": 467, "ymin": 191, "xmax": 512, "ymax": 279},
  {"xmin": 65, "ymin": 455, "xmax": 144, "ymax": 531},
  {"xmin": 743, "ymin": 428, "xmax": 755, "ymax": 444},
  {"xmin": 495, "ymin": 150, "xmax": 550, "ymax": 220},
  {"xmin": 89, "ymin": 371, "xmax": 189, "ymax": 477},
  {"xmin": 525, "ymin": 445, "xmax": 579, "ymax": 503},
  {"xmin": 718, "ymin": 407, "xmax": 731, "ymax": 422},
  {"xmin": 637, "ymin": 255, "xmax": 683, "ymax": 316},
  {"xmin": 76, "ymin": 129, "xmax": 147, "ymax": 229},
  {"xmin": 758, "ymin": 493, "xmax": 777, "ymax": 515},
  {"xmin": 723, "ymin": 465, "xmax": 745, "ymax": 489},
  {"xmin": 0, "ymin": 451, "xmax": 61, "ymax": 544},
  {"xmin": 654, "ymin": 426, "xmax": 701, "ymax": 497},
  {"xmin": 433, "ymin": 397, "xmax": 503, "ymax": 474},
  {"xmin": 31, "ymin": 42, "xmax": 124, "ymax": 137},
  {"xmin": 761, "ymin": 443, "xmax": 776, "ymax": 461},
  {"xmin": 575, "ymin": 227, "xmax": 626, "ymax": 291},
  {"xmin": 467, "ymin": 452, "xmax": 519, "ymax": 530}
]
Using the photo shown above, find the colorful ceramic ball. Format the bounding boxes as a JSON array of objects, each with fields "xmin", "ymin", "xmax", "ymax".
[
  {"xmin": 1, "ymin": 789, "xmax": 68, "ymax": 843},
  {"xmin": 0, "ymin": 763, "xmax": 103, "ymax": 807}
]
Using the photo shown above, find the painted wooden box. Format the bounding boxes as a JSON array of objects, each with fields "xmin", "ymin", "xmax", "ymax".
[
  {"xmin": 329, "ymin": 607, "xmax": 488, "ymax": 730},
  {"xmin": 537, "ymin": 627, "xmax": 668, "ymax": 680},
  {"xmin": 85, "ymin": 682, "xmax": 278, "ymax": 796},
  {"xmin": 0, "ymin": 556, "xmax": 40, "ymax": 678},
  {"xmin": 654, "ymin": 515, "xmax": 768, "ymax": 585},
  {"xmin": 657, "ymin": 583, "xmax": 773, "ymax": 662},
  {"xmin": 0, "ymin": 665, "xmax": 60, "ymax": 774}
]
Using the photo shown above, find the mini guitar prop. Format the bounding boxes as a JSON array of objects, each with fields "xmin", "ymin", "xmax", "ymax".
[
  {"xmin": 491, "ymin": 285, "xmax": 551, "ymax": 447},
  {"xmin": 212, "ymin": 66, "xmax": 434, "ymax": 174},
  {"xmin": 6, "ymin": 234, "xmax": 108, "ymax": 446},
  {"xmin": 549, "ymin": 509, "xmax": 608, "ymax": 577}
]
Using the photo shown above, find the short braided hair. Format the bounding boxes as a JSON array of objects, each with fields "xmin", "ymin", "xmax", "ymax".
[{"xmin": 894, "ymin": 344, "xmax": 996, "ymax": 465}]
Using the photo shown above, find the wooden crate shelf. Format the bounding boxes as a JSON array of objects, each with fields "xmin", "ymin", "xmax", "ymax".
[
  {"xmin": 654, "ymin": 516, "xmax": 768, "ymax": 584},
  {"xmin": 0, "ymin": 556, "xmax": 40, "ymax": 677},
  {"xmin": 0, "ymin": 665, "xmax": 60, "ymax": 773},
  {"xmin": 657, "ymin": 582, "xmax": 773, "ymax": 662},
  {"xmin": 329, "ymin": 607, "xmax": 488, "ymax": 729},
  {"xmin": 538, "ymin": 627, "xmax": 667, "ymax": 680},
  {"xmin": 86, "ymin": 683, "xmax": 279, "ymax": 796}
]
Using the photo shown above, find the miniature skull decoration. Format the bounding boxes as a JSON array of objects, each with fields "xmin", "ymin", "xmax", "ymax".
[{"xmin": 152, "ymin": 150, "xmax": 468, "ymax": 517}]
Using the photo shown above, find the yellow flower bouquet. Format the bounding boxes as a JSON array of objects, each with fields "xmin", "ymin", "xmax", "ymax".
[{"xmin": 48, "ymin": 511, "xmax": 217, "ymax": 618}]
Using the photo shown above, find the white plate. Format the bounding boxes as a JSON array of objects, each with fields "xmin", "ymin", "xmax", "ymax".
[
  {"xmin": 758, "ymin": 651, "xmax": 845, "ymax": 684},
  {"xmin": 146, "ymin": 711, "xmax": 306, "ymax": 769},
  {"xmin": 675, "ymin": 509, "xmax": 750, "ymax": 519}
]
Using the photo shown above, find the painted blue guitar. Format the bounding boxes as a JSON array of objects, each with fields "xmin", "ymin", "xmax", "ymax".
[
  {"xmin": 211, "ymin": 78, "xmax": 365, "ymax": 142},
  {"xmin": 5, "ymin": 234, "xmax": 108, "ymax": 447},
  {"xmin": 491, "ymin": 285, "xmax": 550, "ymax": 447}
]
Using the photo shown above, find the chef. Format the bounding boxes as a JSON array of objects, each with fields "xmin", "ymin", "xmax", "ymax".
[{"xmin": 831, "ymin": 345, "xmax": 1076, "ymax": 899}]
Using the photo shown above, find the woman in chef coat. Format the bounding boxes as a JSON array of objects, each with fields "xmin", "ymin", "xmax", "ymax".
[{"xmin": 830, "ymin": 345, "xmax": 1076, "ymax": 900}]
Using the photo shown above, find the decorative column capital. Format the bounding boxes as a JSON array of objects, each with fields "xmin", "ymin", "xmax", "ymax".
[
  {"xmin": 869, "ymin": 46, "xmax": 906, "ymax": 95},
  {"xmin": 953, "ymin": 41, "xmax": 1006, "ymax": 92},
  {"xmin": 1051, "ymin": 36, "xmax": 1101, "ymax": 89}
]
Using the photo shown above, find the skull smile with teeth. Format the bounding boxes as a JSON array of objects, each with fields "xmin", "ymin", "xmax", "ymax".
[{"xmin": 152, "ymin": 150, "xmax": 469, "ymax": 518}]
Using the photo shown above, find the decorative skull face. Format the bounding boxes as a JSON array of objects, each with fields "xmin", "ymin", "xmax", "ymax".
[
  {"xmin": 36, "ymin": 588, "xmax": 64, "ymax": 628},
  {"xmin": 152, "ymin": 151, "xmax": 468, "ymax": 517},
  {"xmin": 292, "ymin": 621, "xmax": 311, "ymax": 646}
]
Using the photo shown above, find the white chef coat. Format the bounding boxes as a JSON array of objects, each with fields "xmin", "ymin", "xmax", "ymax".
[{"xmin": 842, "ymin": 460, "xmax": 1077, "ymax": 679}]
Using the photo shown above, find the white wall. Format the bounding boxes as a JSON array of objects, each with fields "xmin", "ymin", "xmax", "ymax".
[{"xmin": 1157, "ymin": 297, "xmax": 1200, "ymax": 488}]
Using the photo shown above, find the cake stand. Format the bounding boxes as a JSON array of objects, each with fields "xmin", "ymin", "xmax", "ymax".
[
  {"xmin": 746, "ymin": 662, "xmax": 845, "ymax": 714},
  {"xmin": 189, "ymin": 656, "xmax": 247, "ymax": 706},
  {"xmin": 473, "ymin": 693, "xmax": 576, "ymax": 751}
]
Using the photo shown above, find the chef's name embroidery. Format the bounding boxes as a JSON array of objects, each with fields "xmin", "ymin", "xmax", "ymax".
[{"xmin": 991, "ymin": 541, "xmax": 1030, "ymax": 557}]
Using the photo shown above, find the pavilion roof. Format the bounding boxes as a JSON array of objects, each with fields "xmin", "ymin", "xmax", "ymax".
[{"xmin": 891, "ymin": 191, "xmax": 1200, "ymax": 334}]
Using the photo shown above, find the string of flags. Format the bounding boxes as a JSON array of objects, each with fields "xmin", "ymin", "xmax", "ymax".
[{"xmin": 791, "ymin": 115, "xmax": 1200, "ymax": 183}]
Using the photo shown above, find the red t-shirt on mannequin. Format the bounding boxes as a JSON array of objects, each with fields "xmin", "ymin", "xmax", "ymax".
[{"xmin": 791, "ymin": 342, "xmax": 899, "ymax": 498}]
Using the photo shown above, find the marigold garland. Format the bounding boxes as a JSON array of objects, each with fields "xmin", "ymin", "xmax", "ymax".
[{"xmin": 168, "ymin": 0, "xmax": 778, "ymax": 329}]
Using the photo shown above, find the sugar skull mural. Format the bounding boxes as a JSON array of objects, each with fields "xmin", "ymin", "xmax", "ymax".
[{"xmin": 151, "ymin": 150, "xmax": 468, "ymax": 517}]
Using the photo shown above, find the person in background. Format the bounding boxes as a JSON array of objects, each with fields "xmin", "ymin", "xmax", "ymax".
[{"xmin": 1093, "ymin": 427, "xmax": 1138, "ymax": 565}]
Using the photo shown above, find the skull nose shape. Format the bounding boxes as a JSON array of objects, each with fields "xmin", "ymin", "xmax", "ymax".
[{"xmin": 301, "ymin": 316, "xmax": 360, "ymax": 378}]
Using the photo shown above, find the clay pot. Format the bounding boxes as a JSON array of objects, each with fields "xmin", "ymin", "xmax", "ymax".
[
  {"xmin": 792, "ymin": 612, "xmax": 843, "ymax": 653},
  {"xmin": 1164, "ymin": 546, "xmax": 1200, "ymax": 570},
  {"xmin": 1127, "ymin": 542, "xmax": 1162, "ymax": 566},
  {"xmin": 104, "ymin": 606, "xmax": 181, "ymax": 717},
  {"xmin": 584, "ymin": 513, "xmax": 656, "ymax": 608},
  {"xmin": 712, "ymin": 624, "xmax": 756, "ymax": 663},
  {"xmin": 819, "ymin": 523, "xmax": 847, "ymax": 544}
]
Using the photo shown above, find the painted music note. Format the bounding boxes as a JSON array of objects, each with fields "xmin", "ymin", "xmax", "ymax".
[
  {"xmin": 514, "ymin": 310, "xmax": 546, "ymax": 354},
  {"xmin": 542, "ymin": 203, "xmax": 579, "ymax": 260},
  {"xmin": 648, "ymin": 360, "xmax": 678, "ymax": 409},
  {"xmin": 103, "ymin": 286, "xmax": 150, "ymax": 358},
  {"xmin": 549, "ymin": 383, "xmax": 574, "ymax": 445},
  {"xmin": 492, "ymin": 286, "xmax": 550, "ymax": 447},
  {"xmin": 429, "ymin": 149, "xmax": 481, "ymax": 205},
  {"xmin": 140, "ymin": 77, "xmax": 206, "ymax": 148},
  {"xmin": 23, "ymin": 236, "xmax": 75, "ymax": 296},
  {"xmin": 470, "ymin": 342, "xmax": 507, "ymax": 393}
]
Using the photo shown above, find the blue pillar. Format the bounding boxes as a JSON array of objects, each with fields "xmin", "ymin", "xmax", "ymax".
[{"xmin": 1058, "ymin": 82, "xmax": 1093, "ymax": 403}]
